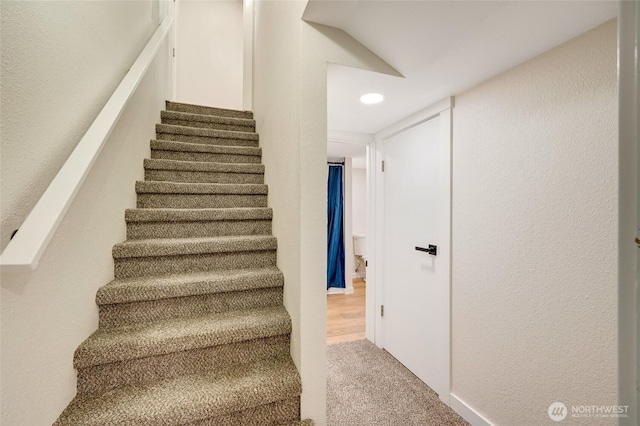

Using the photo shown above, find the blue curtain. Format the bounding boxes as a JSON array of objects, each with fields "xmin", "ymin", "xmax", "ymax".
[{"xmin": 327, "ymin": 165, "xmax": 345, "ymax": 289}]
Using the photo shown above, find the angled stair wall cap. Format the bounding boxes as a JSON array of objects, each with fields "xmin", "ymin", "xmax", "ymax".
[{"xmin": 303, "ymin": 22, "xmax": 404, "ymax": 79}]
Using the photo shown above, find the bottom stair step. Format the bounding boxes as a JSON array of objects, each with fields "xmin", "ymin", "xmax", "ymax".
[
  {"xmin": 186, "ymin": 398, "xmax": 301, "ymax": 426},
  {"xmin": 55, "ymin": 355, "xmax": 302, "ymax": 425}
]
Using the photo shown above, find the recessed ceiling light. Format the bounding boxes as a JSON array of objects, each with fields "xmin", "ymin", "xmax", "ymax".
[{"xmin": 360, "ymin": 93, "xmax": 384, "ymax": 105}]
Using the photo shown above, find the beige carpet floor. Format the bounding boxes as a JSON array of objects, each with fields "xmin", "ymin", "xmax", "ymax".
[{"xmin": 327, "ymin": 339, "xmax": 469, "ymax": 426}]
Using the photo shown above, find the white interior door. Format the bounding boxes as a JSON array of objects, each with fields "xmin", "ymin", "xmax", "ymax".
[{"xmin": 381, "ymin": 114, "xmax": 450, "ymax": 401}]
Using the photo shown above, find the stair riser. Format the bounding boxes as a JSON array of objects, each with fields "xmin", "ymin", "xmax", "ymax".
[
  {"xmin": 162, "ymin": 118, "xmax": 255, "ymax": 133},
  {"xmin": 145, "ymin": 169, "xmax": 264, "ymax": 184},
  {"xmin": 114, "ymin": 251, "xmax": 277, "ymax": 279},
  {"xmin": 191, "ymin": 397, "xmax": 300, "ymax": 426},
  {"xmin": 157, "ymin": 133, "xmax": 259, "ymax": 147},
  {"xmin": 77, "ymin": 335, "xmax": 290, "ymax": 397},
  {"xmin": 151, "ymin": 149, "xmax": 261, "ymax": 164},
  {"xmin": 167, "ymin": 102, "xmax": 253, "ymax": 119},
  {"xmin": 137, "ymin": 194, "xmax": 268, "ymax": 209},
  {"xmin": 99, "ymin": 287, "xmax": 283, "ymax": 327},
  {"xmin": 127, "ymin": 220, "xmax": 272, "ymax": 239}
]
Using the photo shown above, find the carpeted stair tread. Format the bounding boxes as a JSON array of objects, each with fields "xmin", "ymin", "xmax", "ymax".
[
  {"xmin": 279, "ymin": 421, "xmax": 315, "ymax": 426},
  {"xmin": 97, "ymin": 267, "xmax": 284, "ymax": 305},
  {"xmin": 166, "ymin": 100, "xmax": 253, "ymax": 119},
  {"xmin": 136, "ymin": 181, "xmax": 268, "ymax": 195},
  {"xmin": 74, "ymin": 306, "xmax": 291, "ymax": 368},
  {"xmin": 161, "ymin": 110, "xmax": 256, "ymax": 131},
  {"xmin": 112, "ymin": 235, "xmax": 277, "ymax": 259},
  {"xmin": 143, "ymin": 158, "xmax": 265, "ymax": 184},
  {"xmin": 125, "ymin": 208, "xmax": 272, "ymax": 239},
  {"xmin": 75, "ymin": 336, "xmax": 291, "ymax": 398},
  {"xmin": 144, "ymin": 158, "xmax": 264, "ymax": 174},
  {"xmin": 150, "ymin": 140, "xmax": 261, "ymax": 156},
  {"xmin": 136, "ymin": 193, "xmax": 268, "ymax": 210},
  {"xmin": 144, "ymin": 169, "xmax": 264, "ymax": 185},
  {"xmin": 157, "ymin": 124, "xmax": 258, "ymax": 141},
  {"xmin": 150, "ymin": 140, "xmax": 262, "ymax": 165},
  {"xmin": 126, "ymin": 207, "xmax": 273, "ymax": 223},
  {"xmin": 184, "ymin": 398, "xmax": 301, "ymax": 426},
  {"xmin": 56, "ymin": 355, "xmax": 300, "ymax": 425}
]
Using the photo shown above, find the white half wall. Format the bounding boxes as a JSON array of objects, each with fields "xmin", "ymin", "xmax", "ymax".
[
  {"xmin": 252, "ymin": 3, "xmax": 402, "ymax": 423},
  {"xmin": 0, "ymin": 38, "xmax": 172, "ymax": 426},
  {"xmin": 451, "ymin": 20, "xmax": 618, "ymax": 425},
  {"xmin": 175, "ymin": 0, "xmax": 243, "ymax": 109},
  {"xmin": 0, "ymin": 3, "xmax": 173, "ymax": 424}
]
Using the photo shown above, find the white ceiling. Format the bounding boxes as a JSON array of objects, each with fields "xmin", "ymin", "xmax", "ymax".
[
  {"xmin": 306, "ymin": 0, "xmax": 618, "ymax": 135},
  {"xmin": 327, "ymin": 140, "xmax": 367, "ymax": 168}
]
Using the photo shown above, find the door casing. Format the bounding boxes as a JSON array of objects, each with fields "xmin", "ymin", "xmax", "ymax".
[{"xmin": 365, "ymin": 97, "xmax": 453, "ymax": 404}]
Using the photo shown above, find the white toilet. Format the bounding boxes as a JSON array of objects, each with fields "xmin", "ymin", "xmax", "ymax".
[{"xmin": 353, "ymin": 234, "xmax": 366, "ymax": 279}]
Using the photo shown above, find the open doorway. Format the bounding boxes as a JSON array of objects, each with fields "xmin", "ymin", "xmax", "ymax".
[
  {"xmin": 326, "ymin": 137, "xmax": 370, "ymax": 344},
  {"xmin": 325, "ymin": 58, "xmax": 453, "ymax": 398},
  {"xmin": 324, "ymin": 63, "xmax": 461, "ymax": 425}
]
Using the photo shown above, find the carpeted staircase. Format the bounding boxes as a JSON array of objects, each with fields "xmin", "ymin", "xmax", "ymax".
[{"xmin": 55, "ymin": 101, "xmax": 313, "ymax": 426}]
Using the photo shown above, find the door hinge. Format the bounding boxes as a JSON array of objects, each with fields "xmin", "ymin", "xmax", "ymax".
[
  {"xmin": 381, "ymin": 160, "xmax": 385, "ymax": 172},
  {"xmin": 381, "ymin": 305, "xmax": 384, "ymax": 317},
  {"xmin": 172, "ymin": 48, "xmax": 175, "ymax": 58}
]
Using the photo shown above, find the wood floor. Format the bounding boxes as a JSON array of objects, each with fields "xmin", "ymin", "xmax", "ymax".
[{"xmin": 326, "ymin": 279, "xmax": 366, "ymax": 345}]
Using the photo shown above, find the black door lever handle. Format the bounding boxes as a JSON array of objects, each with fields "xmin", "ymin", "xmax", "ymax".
[{"xmin": 415, "ymin": 245, "xmax": 437, "ymax": 256}]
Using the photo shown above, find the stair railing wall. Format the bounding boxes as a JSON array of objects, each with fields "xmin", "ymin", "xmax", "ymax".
[
  {"xmin": 0, "ymin": 16, "xmax": 174, "ymax": 273},
  {"xmin": 1, "ymin": 11, "xmax": 176, "ymax": 426}
]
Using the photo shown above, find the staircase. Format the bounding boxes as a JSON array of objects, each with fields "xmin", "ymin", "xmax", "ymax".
[{"xmin": 55, "ymin": 101, "xmax": 312, "ymax": 426}]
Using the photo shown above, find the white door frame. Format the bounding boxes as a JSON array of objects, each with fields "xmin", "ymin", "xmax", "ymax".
[
  {"xmin": 365, "ymin": 97, "xmax": 453, "ymax": 404},
  {"xmin": 327, "ymin": 131, "xmax": 375, "ymax": 295},
  {"xmin": 242, "ymin": 0, "xmax": 254, "ymax": 111},
  {"xmin": 618, "ymin": 0, "xmax": 639, "ymax": 424},
  {"xmin": 170, "ymin": 0, "xmax": 179, "ymax": 101}
]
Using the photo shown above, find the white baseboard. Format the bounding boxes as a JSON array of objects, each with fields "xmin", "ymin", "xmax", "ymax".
[
  {"xmin": 352, "ymin": 272, "xmax": 366, "ymax": 279},
  {"xmin": 450, "ymin": 393, "xmax": 493, "ymax": 426},
  {"xmin": 326, "ymin": 287, "xmax": 354, "ymax": 295}
]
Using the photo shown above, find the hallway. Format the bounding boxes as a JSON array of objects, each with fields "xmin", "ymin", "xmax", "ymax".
[
  {"xmin": 326, "ymin": 280, "xmax": 468, "ymax": 425},
  {"xmin": 326, "ymin": 279, "xmax": 365, "ymax": 345}
]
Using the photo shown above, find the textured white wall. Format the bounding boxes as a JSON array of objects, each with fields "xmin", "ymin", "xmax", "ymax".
[
  {"xmin": 351, "ymin": 167, "xmax": 366, "ymax": 277},
  {"xmin": 253, "ymin": 3, "xmax": 400, "ymax": 422},
  {"xmin": 0, "ymin": 0, "xmax": 159, "ymax": 251},
  {"xmin": 352, "ymin": 167, "xmax": 367, "ymax": 236},
  {"xmin": 0, "ymin": 2, "xmax": 172, "ymax": 424},
  {"xmin": 175, "ymin": 0, "xmax": 243, "ymax": 109},
  {"xmin": 343, "ymin": 158, "xmax": 353, "ymax": 291},
  {"xmin": 451, "ymin": 20, "xmax": 618, "ymax": 425}
]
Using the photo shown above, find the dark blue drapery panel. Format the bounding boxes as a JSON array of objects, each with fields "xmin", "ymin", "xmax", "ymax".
[{"xmin": 327, "ymin": 165, "xmax": 345, "ymax": 289}]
